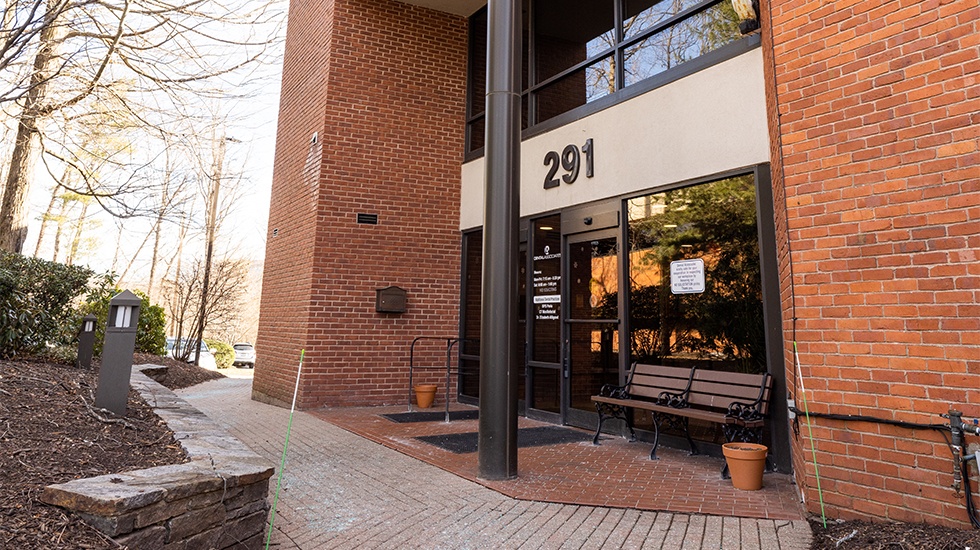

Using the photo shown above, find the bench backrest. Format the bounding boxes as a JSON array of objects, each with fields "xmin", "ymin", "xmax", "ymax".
[
  {"xmin": 688, "ymin": 369, "xmax": 772, "ymax": 415},
  {"xmin": 625, "ymin": 363, "xmax": 694, "ymax": 401}
]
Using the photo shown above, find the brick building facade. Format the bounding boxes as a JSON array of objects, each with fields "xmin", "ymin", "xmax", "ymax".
[
  {"xmin": 253, "ymin": 0, "xmax": 469, "ymax": 409},
  {"xmin": 764, "ymin": 0, "xmax": 979, "ymax": 527},
  {"xmin": 257, "ymin": 0, "xmax": 979, "ymax": 528}
]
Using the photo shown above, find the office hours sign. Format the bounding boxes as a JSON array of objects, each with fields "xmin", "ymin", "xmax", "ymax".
[
  {"xmin": 670, "ymin": 259, "xmax": 705, "ymax": 294},
  {"xmin": 533, "ymin": 246, "xmax": 561, "ymax": 321}
]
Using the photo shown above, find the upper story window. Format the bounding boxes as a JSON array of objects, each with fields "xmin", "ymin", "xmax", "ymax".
[{"xmin": 466, "ymin": 0, "xmax": 745, "ymax": 156}]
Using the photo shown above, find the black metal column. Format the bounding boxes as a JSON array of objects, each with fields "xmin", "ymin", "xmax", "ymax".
[{"xmin": 478, "ymin": 0, "xmax": 521, "ymax": 480}]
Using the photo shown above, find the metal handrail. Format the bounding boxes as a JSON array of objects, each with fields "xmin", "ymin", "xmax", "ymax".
[{"xmin": 408, "ymin": 336, "xmax": 478, "ymax": 422}]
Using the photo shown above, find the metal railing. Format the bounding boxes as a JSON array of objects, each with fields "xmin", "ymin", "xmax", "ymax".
[{"xmin": 408, "ymin": 336, "xmax": 476, "ymax": 422}]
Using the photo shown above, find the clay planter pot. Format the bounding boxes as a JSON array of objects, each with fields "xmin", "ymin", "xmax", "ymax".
[
  {"xmin": 414, "ymin": 384, "xmax": 438, "ymax": 409},
  {"xmin": 722, "ymin": 442, "xmax": 768, "ymax": 491}
]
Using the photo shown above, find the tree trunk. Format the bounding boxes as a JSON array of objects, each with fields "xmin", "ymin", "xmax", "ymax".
[
  {"xmin": 33, "ymin": 186, "xmax": 60, "ymax": 257},
  {"xmin": 67, "ymin": 198, "xmax": 90, "ymax": 265},
  {"xmin": 51, "ymin": 195, "xmax": 69, "ymax": 262},
  {"xmin": 0, "ymin": 0, "xmax": 63, "ymax": 253}
]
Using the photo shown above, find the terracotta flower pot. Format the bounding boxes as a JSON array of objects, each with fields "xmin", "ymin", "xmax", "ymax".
[
  {"xmin": 722, "ymin": 442, "xmax": 768, "ymax": 491},
  {"xmin": 414, "ymin": 384, "xmax": 438, "ymax": 409}
]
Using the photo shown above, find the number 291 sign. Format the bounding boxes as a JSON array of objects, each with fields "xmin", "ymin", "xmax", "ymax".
[{"xmin": 543, "ymin": 138, "xmax": 594, "ymax": 189}]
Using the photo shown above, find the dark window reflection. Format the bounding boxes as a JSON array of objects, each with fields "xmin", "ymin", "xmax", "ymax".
[
  {"xmin": 466, "ymin": 0, "xmax": 745, "ymax": 151},
  {"xmin": 627, "ymin": 174, "xmax": 765, "ymax": 373}
]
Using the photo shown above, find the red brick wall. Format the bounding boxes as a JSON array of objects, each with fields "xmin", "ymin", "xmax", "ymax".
[
  {"xmin": 255, "ymin": 0, "xmax": 468, "ymax": 409},
  {"xmin": 765, "ymin": 0, "xmax": 979, "ymax": 527},
  {"xmin": 252, "ymin": 0, "xmax": 335, "ymax": 407}
]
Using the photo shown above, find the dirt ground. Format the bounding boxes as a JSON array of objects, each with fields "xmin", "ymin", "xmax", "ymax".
[
  {"xmin": 3, "ymin": 355, "xmax": 980, "ymax": 549},
  {"xmin": 809, "ymin": 517, "xmax": 980, "ymax": 549},
  {"xmin": 0, "ymin": 354, "xmax": 221, "ymax": 549}
]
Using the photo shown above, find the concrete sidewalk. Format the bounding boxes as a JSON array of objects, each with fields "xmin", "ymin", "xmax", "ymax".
[{"xmin": 177, "ymin": 378, "xmax": 812, "ymax": 549}]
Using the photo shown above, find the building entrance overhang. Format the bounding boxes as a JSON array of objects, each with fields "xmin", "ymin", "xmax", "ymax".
[{"xmin": 396, "ymin": 0, "xmax": 484, "ymax": 16}]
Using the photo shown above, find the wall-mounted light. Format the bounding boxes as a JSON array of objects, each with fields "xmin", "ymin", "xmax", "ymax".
[{"xmin": 664, "ymin": 224, "xmax": 678, "ymax": 229}]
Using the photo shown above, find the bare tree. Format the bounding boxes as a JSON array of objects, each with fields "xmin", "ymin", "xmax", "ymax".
[
  {"xmin": 163, "ymin": 256, "xmax": 248, "ymax": 359},
  {"xmin": 0, "ymin": 0, "xmax": 283, "ymax": 252}
]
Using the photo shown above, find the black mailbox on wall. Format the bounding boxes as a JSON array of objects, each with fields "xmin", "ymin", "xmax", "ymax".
[{"xmin": 376, "ymin": 286, "xmax": 407, "ymax": 313}]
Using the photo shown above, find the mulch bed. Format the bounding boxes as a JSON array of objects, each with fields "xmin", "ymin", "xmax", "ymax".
[
  {"xmin": 810, "ymin": 518, "xmax": 980, "ymax": 549},
  {"xmin": 0, "ymin": 354, "xmax": 223, "ymax": 549}
]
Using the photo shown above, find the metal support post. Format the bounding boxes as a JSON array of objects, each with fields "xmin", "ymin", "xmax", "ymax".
[{"xmin": 478, "ymin": 0, "xmax": 521, "ymax": 480}]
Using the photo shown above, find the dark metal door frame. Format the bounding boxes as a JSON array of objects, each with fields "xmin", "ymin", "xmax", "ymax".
[{"xmin": 561, "ymin": 228, "xmax": 622, "ymax": 429}]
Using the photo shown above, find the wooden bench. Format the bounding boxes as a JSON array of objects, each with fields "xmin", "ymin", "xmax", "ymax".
[{"xmin": 592, "ymin": 363, "xmax": 772, "ymax": 465}]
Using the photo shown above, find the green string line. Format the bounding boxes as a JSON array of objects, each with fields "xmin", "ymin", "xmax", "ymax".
[
  {"xmin": 265, "ymin": 349, "xmax": 305, "ymax": 550},
  {"xmin": 795, "ymin": 341, "xmax": 826, "ymax": 528}
]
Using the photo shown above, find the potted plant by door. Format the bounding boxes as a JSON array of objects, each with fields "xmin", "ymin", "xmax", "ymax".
[
  {"xmin": 414, "ymin": 384, "xmax": 438, "ymax": 409},
  {"xmin": 722, "ymin": 442, "xmax": 768, "ymax": 490}
]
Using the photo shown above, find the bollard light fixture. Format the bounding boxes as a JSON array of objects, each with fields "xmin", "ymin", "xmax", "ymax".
[
  {"xmin": 76, "ymin": 314, "xmax": 98, "ymax": 369},
  {"xmin": 95, "ymin": 290, "xmax": 142, "ymax": 415}
]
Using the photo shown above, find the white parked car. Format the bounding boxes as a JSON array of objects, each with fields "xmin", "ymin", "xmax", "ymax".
[
  {"xmin": 232, "ymin": 343, "xmax": 256, "ymax": 368},
  {"xmin": 166, "ymin": 337, "xmax": 218, "ymax": 370}
]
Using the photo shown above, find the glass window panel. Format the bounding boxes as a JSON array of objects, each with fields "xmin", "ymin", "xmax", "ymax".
[
  {"xmin": 468, "ymin": 115, "xmax": 485, "ymax": 153},
  {"xmin": 568, "ymin": 322, "xmax": 619, "ymax": 413},
  {"xmin": 623, "ymin": 0, "xmax": 706, "ymax": 40},
  {"xmin": 459, "ymin": 358, "xmax": 481, "ymax": 399},
  {"xmin": 623, "ymin": 2, "xmax": 740, "ymax": 87},
  {"xmin": 533, "ymin": 0, "xmax": 614, "ymax": 84},
  {"xmin": 529, "ymin": 366, "xmax": 560, "ymax": 413},
  {"xmin": 468, "ymin": 9, "xmax": 487, "ymax": 117},
  {"xmin": 462, "ymin": 231, "xmax": 483, "ymax": 357},
  {"xmin": 535, "ymin": 55, "xmax": 615, "ymax": 124},
  {"xmin": 531, "ymin": 215, "xmax": 561, "ymax": 363},
  {"xmin": 626, "ymin": 175, "xmax": 766, "ymax": 374},
  {"xmin": 567, "ymin": 237, "xmax": 618, "ymax": 320}
]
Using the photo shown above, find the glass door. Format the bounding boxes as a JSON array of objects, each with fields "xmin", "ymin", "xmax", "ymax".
[
  {"xmin": 563, "ymin": 230, "xmax": 621, "ymax": 429},
  {"xmin": 526, "ymin": 215, "xmax": 562, "ymax": 421}
]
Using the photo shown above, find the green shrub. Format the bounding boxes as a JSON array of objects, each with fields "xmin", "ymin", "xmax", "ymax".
[
  {"xmin": 0, "ymin": 251, "xmax": 93, "ymax": 359},
  {"xmin": 80, "ymin": 274, "xmax": 167, "ymax": 356},
  {"xmin": 206, "ymin": 339, "xmax": 234, "ymax": 369}
]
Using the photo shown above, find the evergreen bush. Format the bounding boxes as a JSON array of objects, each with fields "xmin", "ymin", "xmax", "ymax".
[
  {"xmin": 0, "ymin": 251, "xmax": 93, "ymax": 359},
  {"xmin": 206, "ymin": 339, "xmax": 234, "ymax": 369}
]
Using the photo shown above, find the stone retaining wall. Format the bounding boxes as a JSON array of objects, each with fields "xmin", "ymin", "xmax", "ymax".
[{"xmin": 42, "ymin": 367, "xmax": 274, "ymax": 549}]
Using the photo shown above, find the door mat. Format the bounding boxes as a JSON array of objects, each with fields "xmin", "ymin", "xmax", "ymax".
[
  {"xmin": 414, "ymin": 426, "xmax": 592, "ymax": 454},
  {"xmin": 382, "ymin": 410, "xmax": 480, "ymax": 423}
]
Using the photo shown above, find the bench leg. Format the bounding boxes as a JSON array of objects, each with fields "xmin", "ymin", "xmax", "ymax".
[
  {"xmin": 593, "ymin": 402, "xmax": 631, "ymax": 445},
  {"xmin": 649, "ymin": 420, "xmax": 660, "ymax": 460},
  {"xmin": 592, "ymin": 404, "xmax": 606, "ymax": 445},
  {"xmin": 682, "ymin": 418, "xmax": 699, "ymax": 456},
  {"xmin": 625, "ymin": 412, "xmax": 638, "ymax": 443}
]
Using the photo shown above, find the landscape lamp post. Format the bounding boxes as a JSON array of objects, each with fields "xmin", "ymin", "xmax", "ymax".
[
  {"xmin": 94, "ymin": 290, "xmax": 141, "ymax": 416},
  {"xmin": 75, "ymin": 314, "xmax": 97, "ymax": 369}
]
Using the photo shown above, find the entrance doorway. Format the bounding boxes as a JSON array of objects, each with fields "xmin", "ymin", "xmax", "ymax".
[
  {"xmin": 563, "ymin": 230, "xmax": 620, "ymax": 429},
  {"xmin": 459, "ymin": 166, "xmax": 789, "ymax": 471}
]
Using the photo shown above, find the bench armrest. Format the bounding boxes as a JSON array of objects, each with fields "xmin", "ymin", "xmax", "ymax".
[
  {"xmin": 726, "ymin": 400, "xmax": 765, "ymax": 422},
  {"xmin": 656, "ymin": 391, "xmax": 688, "ymax": 408},
  {"xmin": 598, "ymin": 383, "xmax": 629, "ymax": 400}
]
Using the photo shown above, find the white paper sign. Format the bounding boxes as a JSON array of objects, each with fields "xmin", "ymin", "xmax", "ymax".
[{"xmin": 670, "ymin": 259, "xmax": 705, "ymax": 294}]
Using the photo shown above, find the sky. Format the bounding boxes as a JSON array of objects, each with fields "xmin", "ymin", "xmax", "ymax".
[{"xmin": 23, "ymin": 25, "xmax": 285, "ymax": 287}]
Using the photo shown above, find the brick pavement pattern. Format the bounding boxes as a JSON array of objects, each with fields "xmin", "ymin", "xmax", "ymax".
[{"xmin": 177, "ymin": 378, "xmax": 812, "ymax": 549}]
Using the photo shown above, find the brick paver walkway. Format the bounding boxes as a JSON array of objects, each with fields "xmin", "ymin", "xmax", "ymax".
[{"xmin": 177, "ymin": 378, "xmax": 812, "ymax": 549}]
